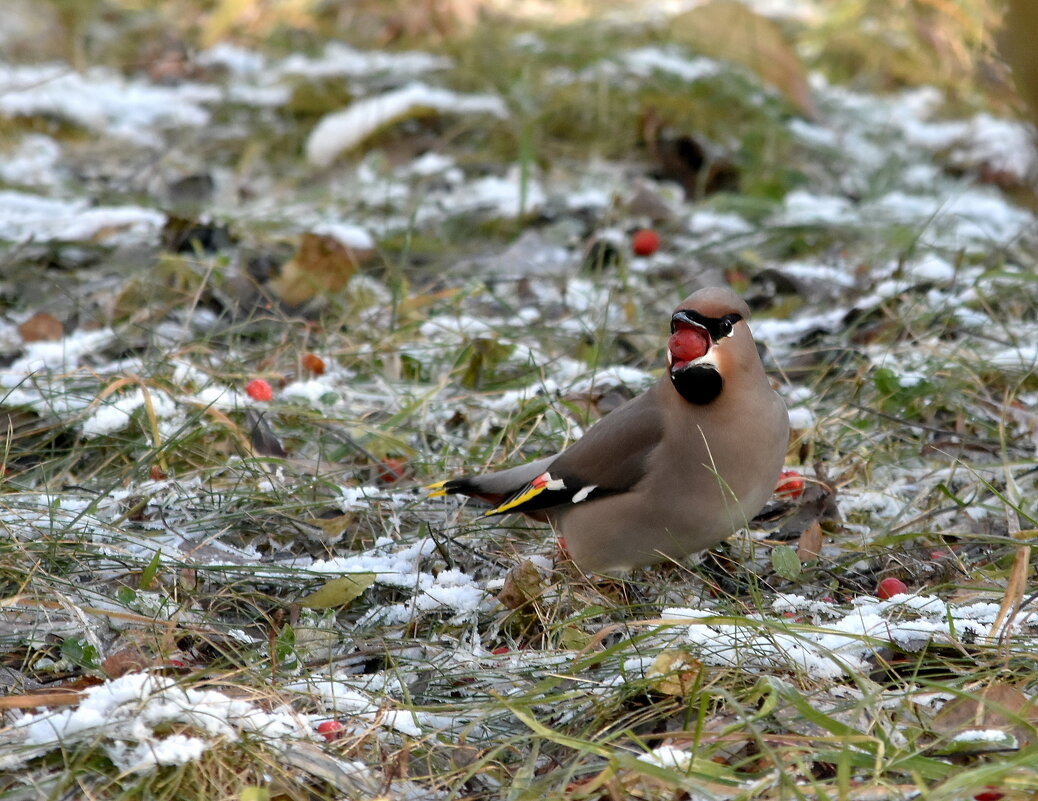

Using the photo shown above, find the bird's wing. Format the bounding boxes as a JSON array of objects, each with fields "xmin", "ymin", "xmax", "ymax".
[{"xmin": 484, "ymin": 386, "xmax": 665, "ymax": 516}]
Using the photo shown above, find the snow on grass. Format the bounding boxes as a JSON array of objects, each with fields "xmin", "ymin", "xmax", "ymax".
[
  {"xmin": 656, "ymin": 594, "xmax": 1016, "ymax": 680},
  {"xmin": 449, "ymin": 167, "xmax": 546, "ymax": 218},
  {"xmin": 621, "ymin": 47, "xmax": 722, "ymax": 83},
  {"xmin": 275, "ymin": 42, "xmax": 451, "ymax": 81},
  {"xmin": 0, "ymin": 133, "xmax": 63, "ymax": 189},
  {"xmin": 311, "ymin": 221, "xmax": 375, "ymax": 250},
  {"xmin": 3, "ymin": 672, "xmax": 312, "ymax": 773},
  {"xmin": 0, "ymin": 190, "xmax": 165, "ymax": 246},
  {"xmin": 306, "ymin": 536, "xmax": 493, "ymax": 624},
  {"xmin": 3, "ymin": 327, "xmax": 117, "ymax": 377},
  {"xmin": 306, "ymin": 82, "xmax": 508, "ymax": 167},
  {"xmin": 81, "ymin": 388, "xmax": 178, "ymax": 439},
  {"xmin": 0, "ymin": 63, "xmax": 217, "ymax": 146}
]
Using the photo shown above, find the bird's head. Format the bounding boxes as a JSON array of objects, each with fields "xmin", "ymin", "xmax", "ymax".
[{"xmin": 666, "ymin": 286, "xmax": 754, "ymax": 405}]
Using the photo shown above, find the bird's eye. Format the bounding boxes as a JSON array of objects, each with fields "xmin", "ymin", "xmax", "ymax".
[{"xmin": 718, "ymin": 314, "xmax": 741, "ymax": 338}]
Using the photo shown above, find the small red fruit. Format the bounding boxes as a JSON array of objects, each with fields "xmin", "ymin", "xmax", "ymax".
[
  {"xmin": 631, "ymin": 228, "xmax": 660, "ymax": 256},
  {"xmin": 245, "ymin": 378, "xmax": 273, "ymax": 401},
  {"xmin": 669, "ymin": 327, "xmax": 709, "ymax": 364},
  {"xmin": 316, "ymin": 720, "xmax": 345, "ymax": 741},
  {"xmin": 775, "ymin": 470, "xmax": 805, "ymax": 499},
  {"xmin": 491, "ymin": 647, "xmax": 510, "ymax": 655},
  {"xmin": 378, "ymin": 457, "xmax": 407, "ymax": 483},
  {"xmin": 302, "ymin": 352, "xmax": 326, "ymax": 375},
  {"xmin": 974, "ymin": 788, "xmax": 1004, "ymax": 801},
  {"xmin": 876, "ymin": 577, "xmax": 908, "ymax": 599}
]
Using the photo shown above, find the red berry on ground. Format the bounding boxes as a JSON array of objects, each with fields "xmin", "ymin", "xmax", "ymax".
[
  {"xmin": 491, "ymin": 646, "xmax": 510, "ymax": 655},
  {"xmin": 245, "ymin": 378, "xmax": 273, "ymax": 401},
  {"xmin": 378, "ymin": 457, "xmax": 407, "ymax": 483},
  {"xmin": 974, "ymin": 788, "xmax": 1004, "ymax": 801},
  {"xmin": 631, "ymin": 228, "xmax": 660, "ymax": 256},
  {"xmin": 316, "ymin": 720, "xmax": 345, "ymax": 741},
  {"xmin": 775, "ymin": 470, "xmax": 805, "ymax": 499},
  {"xmin": 302, "ymin": 352, "xmax": 326, "ymax": 375},
  {"xmin": 876, "ymin": 577, "xmax": 908, "ymax": 599}
]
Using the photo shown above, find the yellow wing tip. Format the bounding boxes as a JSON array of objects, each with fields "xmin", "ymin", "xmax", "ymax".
[{"xmin": 485, "ymin": 483, "xmax": 547, "ymax": 516}]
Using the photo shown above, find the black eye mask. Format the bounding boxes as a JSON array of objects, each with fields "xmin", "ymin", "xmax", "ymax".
[{"xmin": 670, "ymin": 310, "xmax": 743, "ymax": 341}]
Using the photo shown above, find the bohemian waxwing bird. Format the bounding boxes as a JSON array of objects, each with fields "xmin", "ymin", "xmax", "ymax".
[{"xmin": 427, "ymin": 286, "xmax": 789, "ymax": 574}]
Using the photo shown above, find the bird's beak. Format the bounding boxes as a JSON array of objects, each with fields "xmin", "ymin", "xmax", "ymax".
[
  {"xmin": 668, "ymin": 310, "xmax": 713, "ymax": 374},
  {"xmin": 670, "ymin": 309, "xmax": 710, "ymax": 337}
]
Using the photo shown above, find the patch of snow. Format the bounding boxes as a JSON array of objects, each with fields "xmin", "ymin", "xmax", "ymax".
[
  {"xmin": 3, "ymin": 327, "xmax": 117, "ymax": 380},
  {"xmin": 838, "ymin": 491, "xmax": 903, "ymax": 520},
  {"xmin": 774, "ymin": 190, "xmax": 858, "ymax": 226},
  {"xmin": 276, "ymin": 42, "xmax": 450, "ymax": 80},
  {"xmin": 306, "ymin": 82, "xmax": 508, "ymax": 167},
  {"xmin": 750, "ymin": 309, "xmax": 846, "ymax": 347},
  {"xmin": 197, "ymin": 42, "xmax": 266, "ymax": 76},
  {"xmin": 82, "ymin": 388, "xmax": 177, "ymax": 438},
  {"xmin": 0, "ymin": 134, "xmax": 63, "ymax": 188},
  {"xmin": 657, "ymin": 593, "xmax": 1010, "ymax": 679},
  {"xmin": 688, "ymin": 209, "xmax": 755, "ymax": 245},
  {"xmin": 0, "ymin": 62, "xmax": 218, "ymax": 146},
  {"xmin": 0, "ymin": 190, "xmax": 165, "ymax": 246},
  {"xmin": 777, "ymin": 259, "xmax": 857, "ymax": 287},
  {"xmin": 282, "ymin": 378, "xmax": 338, "ymax": 407},
  {"xmin": 622, "ymin": 47, "xmax": 722, "ymax": 83},
  {"xmin": 951, "ymin": 729, "xmax": 1017, "ymax": 744},
  {"xmin": 307, "ymin": 537, "xmax": 490, "ymax": 622},
  {"xmin": 952, "ymin": 113, "xmax": 1036, "ymax": 181},
  {"xmin": 568, "ymin": 365, "xmax": 656, "ymax": 395},
  {"xmin": 311, "ymin": 221, "xmax": 375, "ymax": 250},
  {"xmin": 907, "ymin": 253, "xmax": 956, "ymax": 282},
  {"xmin": 636, "ymin": 744, "xmax": 693, "ymax": 770},
  {"xmin": 454, "ymin": 169, "xmax": 546, "ymax": 218},
  {"xmin": 866, "ymin": 188, "xmax": 1035, "ymax": 246},
  {"xmin": 404, "ymin": 151, "xmax": 456, "ymax": 177},
  {"xmin": 4, "ymin": 672, "xmax": 310, "ymax": 773},
  {"xmin": 787, "ymin": 406, "xmax": 815, "ymax": 429}
]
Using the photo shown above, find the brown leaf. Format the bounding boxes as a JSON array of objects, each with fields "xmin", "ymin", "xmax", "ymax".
[
  {"xmin": 932, "ymin": 683, "xmax": 1038, "ymax": 747},
  {"xmin": 670, "ymin": 0, "xmax": 816, "ymax": 117},
  {"xmin": 18, "ymin": 311, "xmax": 64, "ymax": 343},
  {"xmin": 102, "ymin": 647, "xmax": 154, "ymax": 678},
  {"xmin": 797, "ymin": 520, "xmax": 824, "ymax": 562},
  {"xmin": 267, "ymin": 232, "xmax": 371, "ymax": 307},
  {"xmin": 646, "ymin": 649, "xmax": 702, "ymax": 697},
  {"xmin": 497, "ymin": 560, "xmax": 545, "ymax": 610}
]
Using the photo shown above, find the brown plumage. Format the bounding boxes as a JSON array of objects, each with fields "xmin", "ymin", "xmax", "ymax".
[{"xmin": 429, "ymin": 286, "xmax": 789, "ymax": 574}]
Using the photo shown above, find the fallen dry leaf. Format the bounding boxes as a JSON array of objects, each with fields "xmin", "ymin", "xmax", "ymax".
[
  {"xmin": 497, "ymin": 560, "xmax": 545, "ymax": 610},
  {"xmin": 18, "ymin": 311, "xmax": 63, "ymax": 342},
  {"xmin": 930, "ymin": 683, "xmax": 1038, "ymax": 751},
  {"xmin": 797, "ymin": 520, "xmax": 824, "ymax": 562},
  {"xmin": 267, "ymin": 232, "xmax": 371, "ymax": 307},
  {"xmin": 670, "ymin": 0, "xmax": 816, "ymax": 118}
]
